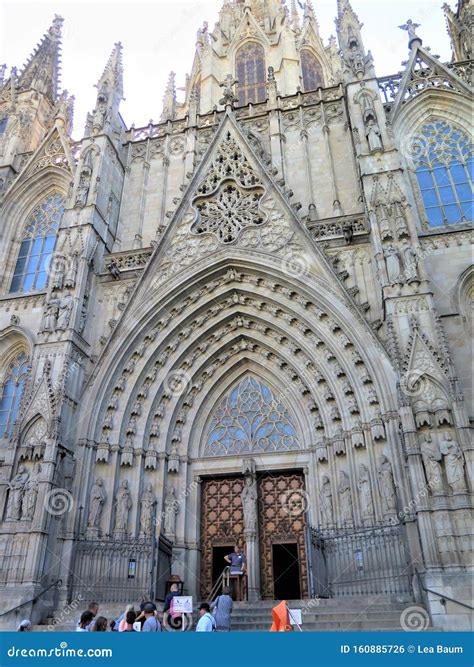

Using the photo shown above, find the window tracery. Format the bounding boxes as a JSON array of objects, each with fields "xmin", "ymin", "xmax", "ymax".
[
  {"xmin": 411, "ymin": 120, "xmax": 472, "ymax": 227},
  {"xmin": 204, "ymin": 376, "xmax": 299, "ymax": 456},
  {"xmin": 236, "ymin": 42, "xmax": 266, "ymax": 106},
  {"xmin": 10, "ymin": 192, "xmax": 64, "ymax": 293},
  {"xmin": 301, "ymin": 50, "xmax": 324, "ymax": 92},
  {"xmin": 0, "ymin": 352, "xmax": 29, "ymax": 437}
]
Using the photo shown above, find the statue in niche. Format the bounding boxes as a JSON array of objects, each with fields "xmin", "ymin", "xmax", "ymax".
[
  {"xmin": 377, "ymin": 456, "xmax": 397, "ymax": 514},
  {"xmin": 64, "ymin": 253, "xmax": 78, "ymax": 289},
  {"xmin": 114, "ymin": 480, "xmax": 132, "ymax": 532},
  {"xmin": 338, "ymin": 470, "xmax": 353, "ymax": 524},
  {"xmin": 319, "ymin": 475, "xmax": 333, "ymax": 525},
  {"xmin": 384, "ymin": 245, "xmax": 402, "ymax": 284},
  {"xmin": 87, "ymin": 478, "xmax": 106, "ymax": 528},
  {"xmin": 140, "ymin": 483, "xmax": 156, "ymax": 536},
  {"xmin": 358, "ymin": 463, "xmax": 375, "ymax": 519},
  {"xmin": 56, "ymin": 292, "xmax": 74, "ymax": 330},
  {"xmin": 163, "ymin": 487, "xmax": 179, "ymax": 538},
  {"xmin": 440, "ymin": 432, "xmax": 467, "ymax": 493},
  {"xmin": 75, "ymin": 168, "xmax": 91, "ymax": 207},
  {"xmin": 21, "ymin": 463, "xmax": 41, "ymax": 520},
  {"xmin": 43, "ymin": 301, "xmax": 60, "ymax": 332},
  {"xmin": 241, "ymin": 475, "xmax": 258, "ymax": 533},
  {"xmin": 52, "ymin": 256, "xmax": 66, "ymax": 290},
  {"xmin": 420, "ymin": 434, "xmax": 444, "ymax": 494},
  {"xmin": 365, "ymin": 115, "xmax": 383, "ymax": 153},
  {"xmin": 6, "ymin": 465, "xmax": 30, "ymax": 521},
  {"xmin": 402, "ymin": 243, "xmax": 419, "ymax": 283},
  {"xmin": 93, "ymin": 93, "xmax": 108, "ymax": 133}
]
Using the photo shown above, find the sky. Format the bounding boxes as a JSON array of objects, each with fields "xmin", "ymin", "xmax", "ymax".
[{"xmin": 1, "ymin": 0, "xmax": 454, "ymax": 139}]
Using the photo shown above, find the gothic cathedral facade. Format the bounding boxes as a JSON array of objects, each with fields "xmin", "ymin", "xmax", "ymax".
[{"xmin": 0, "ymin": 0, "xmax": 472, "ymax": 630}]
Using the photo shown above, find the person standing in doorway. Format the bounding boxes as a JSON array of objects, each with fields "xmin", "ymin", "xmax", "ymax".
[{"xmin": 224, "ymin": 545, "xmax": 246, "ymax": 601}]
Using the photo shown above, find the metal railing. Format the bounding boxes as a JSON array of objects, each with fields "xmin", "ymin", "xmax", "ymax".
[
  {"xmin": 0, "ymin": 579, "xmax": 62, "ymax": 619},
  {"xmin": 208, "ymin": 566, "xmax": 230, "ymax": 602},
  {"xmin": 415, "ymin": 569, "xmax": 474, "ymax": 612},
  {"xmin": 308, "ymin": 522, "xmax": 413, "ymax": 598}
]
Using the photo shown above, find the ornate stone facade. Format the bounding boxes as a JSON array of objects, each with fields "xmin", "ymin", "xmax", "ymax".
[{"xmin": 0, "ymin": 1, "xmax": 472, "ymax": 631}]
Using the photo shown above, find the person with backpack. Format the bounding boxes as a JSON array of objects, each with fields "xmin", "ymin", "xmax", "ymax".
[
  {"xmin": 195, "ymin": 603, "xmax": 216, "ymax": 632},
  {"xmin": 211, "ymin": 586, "xmax": 233, "ymax": 632}
]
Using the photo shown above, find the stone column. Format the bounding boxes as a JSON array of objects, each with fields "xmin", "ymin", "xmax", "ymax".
[{"xmin": 241, "ymin": 459, "xmax": 260, "ymax": 601}]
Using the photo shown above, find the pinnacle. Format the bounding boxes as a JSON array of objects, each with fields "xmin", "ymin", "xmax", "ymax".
[
  {"xmin": 97, "ymin": 41, "xmax": 124, "ymax": 101},
  {"xmin": 17, "ymin": 15, "xmax": 64, "ymax": 101}
]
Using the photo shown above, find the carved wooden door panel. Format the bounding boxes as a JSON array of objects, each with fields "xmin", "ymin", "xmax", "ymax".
[
  {"xmin": 200, "ymin": 476, "xmax": 245, "ymax": 598},
  {"xmin": 258, "ymin": 472, "xmax": 308, "ymax": 599}
]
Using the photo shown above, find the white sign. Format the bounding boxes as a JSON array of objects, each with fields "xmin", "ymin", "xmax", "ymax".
[
  {"xmin": 172, "ymin": 596, "xmax": 193, "ymax": 614},
  {"xmin": 288, "ymin": 609, "xmax": 303, "ymax": 626},
  {"xmin": 132, "ymin": 621, "xmax": 142, "ymax": 632}
]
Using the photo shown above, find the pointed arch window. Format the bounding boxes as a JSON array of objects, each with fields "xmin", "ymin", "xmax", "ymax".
[
  {"xmin": 204, "ymin": 376, "xmax": 299, "ymax": 456},
  {"xmin": 0, "ymin": 352, "xmax": 29, "ymax": 437},
  {"xmin": 10, "ymin": 192, "xmax": 64, "ymax": 293},
  {"xmin": 301, "ymin": 50, "xmax": 324, "ymax": 92},
  {"xmin": 411, "ymin": 120, "xmax": 473, "ymax": 227},
  {"xmin": 236, "ymin": 42, "xmax": 266, "ymax": 106}
]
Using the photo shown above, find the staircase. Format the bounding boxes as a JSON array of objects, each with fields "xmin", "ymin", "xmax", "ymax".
[{"xmin": 33, "ymin": 596, "xmax": 433, "ymax": 632}]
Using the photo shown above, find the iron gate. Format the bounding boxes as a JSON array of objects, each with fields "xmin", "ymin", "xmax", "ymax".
[
  {"xmin": 68, "ymin": 535, "xmax": 172, "ymax": 604},
  {"xmin": 307, "ymin": 522, "xmax": 413, "ymax": 598}
]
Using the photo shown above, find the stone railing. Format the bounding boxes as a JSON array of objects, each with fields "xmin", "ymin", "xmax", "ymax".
[
  {"xmin": 306, "ymin": 215, "xmax": 369, "ymax": 243},
  {"xmin": 103, "ymin": 247, "xmax": 153, "ymax": 275}
]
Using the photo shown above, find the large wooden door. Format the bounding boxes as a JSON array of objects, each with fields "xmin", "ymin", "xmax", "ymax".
[
  {"xmin": 200, "ymin": 476, "xmax": 245, "ymax": 598},
  {"xmin": 258, "ymin": 472, "xmax": 308, "ymax": 599}
]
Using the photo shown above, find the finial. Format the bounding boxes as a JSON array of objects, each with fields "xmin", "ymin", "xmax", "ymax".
[
  {"xmin": 219, "ymin": 73, "xmax": 239, "ymax": 108},
  {"xmin": 399, "ymin": 19, "xmax": 422, "ymax": 49}
]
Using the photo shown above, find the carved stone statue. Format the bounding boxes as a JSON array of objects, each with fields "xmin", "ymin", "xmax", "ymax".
[
  {"xmin": 164, "ymin": 487, "xmax": 179, "ymax": 538},
  {"xmin": 358, "ymin": 464, "xmax": 375, "ymax": 519},
  {"xmin": 64, "ymin": 253, "xmax": 78, "ymax": 289},
  {"xmin": 21, "ymin": 463, "xmax": 41, "ymax": 521},
  {"xmin": 366, "ymin": 117, "xmax": 383, "ymax": 152},
  {"xmin": 377, "ymin": 456, "xmax": 397, "ymax": 514},
  {"xmin": 114, "ymin": 480, "xmax": 132, "ymax": 532},
  {"xmin": 319, "ymin": 475, "xmax": 333, "ymax": 525},
  {"xmin": 93, "ymin": 94, "xmax": 108, "ymax": 133},
  {"xmin": 52, "ymin": 256, "xmax": 66, "ymax": 290},
  {"xmin": 87, "ymin": 478, "xmax": 106, "ymax": 528},
  {"xmin": 384, "ymin": 245, "xmax": 402, "ymax": 284},
  {"xmin": 6, "ymin": 466, "xmax": 30, "ymax": 521},
  {"xmin": 56, "ymin": 292, "xmax": 74, "ymax": 331},
  {"xmin": 338, "ymin": 470, "xmax": 353, "ymax": 524},
  {"xmin": 403, "ymin": 243, "xmax": 419, "ymax": 283},
  {"xmin": 241, "ymin": 475, "xmax": 258, "ymax": 533},
  {"xmin": 421, "ymin": 434, "xmax": 444, "ymax": 494},
  {"xmin": 140, "ymin": 483, "xmax": 156, "ymax": 536},
  {"xmin": 75, "ymin": 168, "xmax": 91, "ymax": 207},
  {"xmin": 43, "ymin": 301, "xmax": 59, "ymax": 332},
  {"xmin": 440, "ymin": 432, "xmax": 467, "ymax": 493}
]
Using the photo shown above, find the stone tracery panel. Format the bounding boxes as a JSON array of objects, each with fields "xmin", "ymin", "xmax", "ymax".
[{"xmin": 204, "ymin": 376, "xmax": 299, "ymax": 456}]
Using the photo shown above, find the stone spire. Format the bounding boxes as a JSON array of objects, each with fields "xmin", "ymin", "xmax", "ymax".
[
  {"xmin": 160, "ymin": 71, "xmax": 177, "ymax": 122},
  {"xmin": 17, "ymin": 15, "xmax": 63, "ymax": 102},
  {"xmin": 290, "ymin": 0, "xmax": 301, "ymax": 32},
  {"xmin": 90, "ymin": 42, "xmax": 124, "ymax": 137},
  {"xmin": 336, "ymin": 0, "xmax": 374, "ymax": 81},
  {"xmin": 443, "ymin": 0, "xmax": 473, "ymax": 61}
]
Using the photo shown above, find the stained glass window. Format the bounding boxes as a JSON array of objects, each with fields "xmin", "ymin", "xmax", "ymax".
[
  {"xmin": 204, "ymin": 376, "xmax": 299, "ymax": 456},
  {"xmin": 0, "ymin": 352, "xmax": 29, "ymax": 437},
  {"xmin": 10, "ymin": 192, "xmax": 64, "ymax": 293},
  {"xmin": 301, "ymin": 50, "xmax": 324, "ymax": 92},
  {"xmin": 411, "ymin": 120, "xmax": 473, "ymax": 227},
  {"xmin": 236, "ymin": 42, "xmax": 266, "ymax": 106}
]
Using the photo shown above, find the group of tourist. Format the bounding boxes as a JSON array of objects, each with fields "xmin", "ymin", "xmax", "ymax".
[{"xmin": 73, "ymin": 587, "xmax": 234, "ymax": 633}]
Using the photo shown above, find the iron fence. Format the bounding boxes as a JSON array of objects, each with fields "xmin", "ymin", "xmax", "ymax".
[
  {"xmin": 68, "ymin": 535, "xmax": 172, "ymax": 604},
  {"xmin": 307, "ymin": 521, "xmax": 413, "ymax": 598}
]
